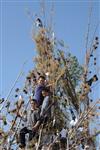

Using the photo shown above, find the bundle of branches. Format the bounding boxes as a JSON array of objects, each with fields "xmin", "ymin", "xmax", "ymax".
[{"xmin": 22, "ymin": 25, "xmax": 83, "ymax": 149}]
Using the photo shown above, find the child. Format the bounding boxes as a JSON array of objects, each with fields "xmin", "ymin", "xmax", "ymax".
[
  {"xmin": 40, "ymin": 88, "xmax": 51, "ymax": 117},
  {"xmin": 33, "ymin": 76, "xmax": 46, "ymax": 106},
  {"xmin": 19, "ymin": 99, "xmax": 40, "ymax": 148}
]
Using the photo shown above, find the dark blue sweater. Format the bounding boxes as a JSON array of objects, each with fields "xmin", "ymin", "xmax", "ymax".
[{"xmin": 34, "ymin": 85, "xmax": 45, "ymax": 106}]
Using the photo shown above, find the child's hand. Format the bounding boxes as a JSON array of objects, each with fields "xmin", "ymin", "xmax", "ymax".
[{"xmin": 32, "ymin": 126, "xmax": 38, "ymax": 131}]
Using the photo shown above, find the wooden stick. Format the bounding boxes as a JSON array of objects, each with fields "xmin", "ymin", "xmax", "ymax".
[
  {"xmin": 36, "ymin": 122, "xmax": 44, "ymax": 150},
  {"xmin": 0, "ymin": 61, "xmax": 27, "ymax": 111}
]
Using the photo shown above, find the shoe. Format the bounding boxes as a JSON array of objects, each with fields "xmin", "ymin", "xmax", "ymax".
[
  {"xmin": 28, "ymin": 144, "xmax": 35, "ymax": 149},
  {"xmin": 19, "ymin": 143, "xmax": 25, "ymax": 148}
]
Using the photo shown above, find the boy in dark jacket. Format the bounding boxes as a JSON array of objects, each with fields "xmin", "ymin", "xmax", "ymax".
[{"xmin": 33, "ymin": 76, "xmax": 46, "ymax": 106}]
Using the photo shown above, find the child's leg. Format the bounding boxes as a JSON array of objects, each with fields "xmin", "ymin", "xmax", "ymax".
[
  {"xmin": 19, "ymin": 127, "xmax": 29, "ymax": 147},
  {"xmin": 29, "ymin": 130, "xmax": 36, "ymax": 141}
]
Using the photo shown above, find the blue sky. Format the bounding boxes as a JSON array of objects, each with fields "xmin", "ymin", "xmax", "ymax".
[
  {"xmin": 0, "ymin": 1, "xmax": 100, "ymax": 148},
  {"xmin": 0, "ymin": 0, "xmax": 99, "ymax": 98}
]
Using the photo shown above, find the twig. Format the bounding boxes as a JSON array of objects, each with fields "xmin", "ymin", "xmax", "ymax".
[
  {"xmin": 8, "ymin": 99, "xmax": 30, "ymax": 149},
  {"xmin": 68, "ymin": 99, "xmax": 99, "ymax": 139},
  {"xmin": 47, "ymin": 134, "xmax": 59, "ymax": 150},
  {"xmin": 85, "ymin": 3, "xmax": 93, "ymax": 52},
  {"xmin": 36, "ymin": 121, "xmax": 44, "ymax": 150},
  {"xmin": 89, "ymin": 21, "xmax": 100, "ymax": 54},
  {"xmin": 0, "ymin": 61, "xmax": 27, "ymax": 111}
]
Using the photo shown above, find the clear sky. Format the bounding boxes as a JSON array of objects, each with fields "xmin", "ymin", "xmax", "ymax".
[
  {"xmin": 0, "ymin": 0, "xmax": 99, "ymax": 98},
  {"xmin": 0, "ymin": 1, "xmax": 100, "ymax": 148}
]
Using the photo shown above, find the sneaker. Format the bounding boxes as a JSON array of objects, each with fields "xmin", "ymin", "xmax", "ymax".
[{"xmin": 19, "ymin": 144, "xmax": 26, "ymax": 148}]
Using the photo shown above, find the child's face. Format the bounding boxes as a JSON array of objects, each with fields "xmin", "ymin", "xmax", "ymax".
[
  {"xmin": 42, "ymin": 91, "xmax": 47, "ymax": 97},
  {"xmin": 30, "ymin": 101, "xmax": 37, "ymax": 109},
  {"xmin": 38, "ymin": 77, "xmax": 45, "ymax": 85}
]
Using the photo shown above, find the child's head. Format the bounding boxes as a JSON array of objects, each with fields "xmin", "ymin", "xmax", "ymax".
[
  {"xmin": 42, "ymin": 88, "xmax": 50, "ymax": 97},
  {"xmin": 30, "ymin": 99, "xmax": 38, "ymax": 109},
  {"xmin": 38, "ymin": 75, "xmax": 45, "ymax": 85}
]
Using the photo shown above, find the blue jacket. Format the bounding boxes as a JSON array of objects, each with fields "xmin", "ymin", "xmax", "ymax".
[{"xmin": 34, "ymin": 85, "xmax": 45, "ymax": 106}]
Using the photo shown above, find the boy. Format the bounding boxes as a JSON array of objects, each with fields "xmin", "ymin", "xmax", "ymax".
[
  {"xmin": 33, "ymin": 76, "xmax": 46, "ymax": 106},
  {"xmin": 19, "ymin": 99, "xmax": 40, "ymax": 149},
  {"xmin": 40, "ymin": 88, "xmax": 51, "ymax": 120}
]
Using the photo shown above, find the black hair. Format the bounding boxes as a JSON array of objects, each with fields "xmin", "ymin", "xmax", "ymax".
[
  {"xmin": 42, "ymin": 88, "xmax": 50, "ymax": 93},
  {"xmin": 30, "ymin": 99, "xmax": 37, "ymax": 104},
  {"xmin": 38, "ymin": 75, "xmax": 45, "ymax": 80}
]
